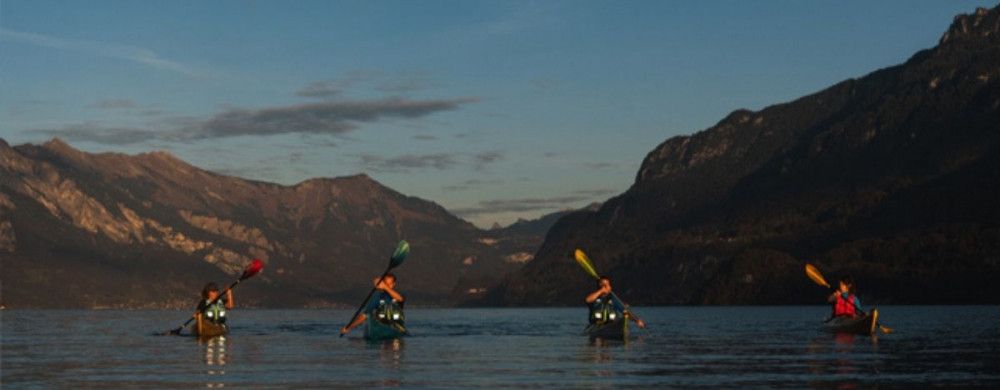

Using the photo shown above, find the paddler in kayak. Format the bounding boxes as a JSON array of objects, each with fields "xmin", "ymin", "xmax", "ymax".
[
  {"xmin": 827, "ymin": 276, "xmax": 860, "ymax": 319},
  {"xmin": 194, "ymin": 282, "xmax": 234, "ymax": 337},
  {"xmin": 585, "ymin": 277, "xmax": 645, "ymax": 329},
  {"xmin": 340, "ymin": 273, "xmax": 406, "ymax": 336}
]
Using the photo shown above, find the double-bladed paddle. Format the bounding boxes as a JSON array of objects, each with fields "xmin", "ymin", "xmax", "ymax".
[
  {"xmin": 340, "ymin": 240, "xmax": 410, "ymax": 337},
  {"xmin": 165, "ymin": 259, "xmax": 265, "ymax": 335},
  {"xmin": 804, "ymin": 263, "xmax": 893, "ymax": 334},
  {"xmin": 574, "ymin": 249, "xmax": 645, "ymax": 325}
]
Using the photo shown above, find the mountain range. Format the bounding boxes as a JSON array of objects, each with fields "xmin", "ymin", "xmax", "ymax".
[
  {"xmin": 0, "ymin": 138, "xmax": 566, "ymax": 308},
  {"xmin": 480, "ymin": 5, "xmax": 1000, "ymax": 306}
]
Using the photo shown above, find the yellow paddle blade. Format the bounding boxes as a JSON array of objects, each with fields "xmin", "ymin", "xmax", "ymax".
[
  {"xmin": 879, "ymin": 325, "xmax": 894, "ymax": 334},
  {"xmin": 574, "ymin": 249, "xmax": 600, "ymax": 280},
  {"xmin": 804, "ymin": 263, "xmax": 831, "ymax": 288}
]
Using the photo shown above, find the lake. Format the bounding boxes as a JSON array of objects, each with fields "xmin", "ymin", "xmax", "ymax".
[{"xmin": 2, "ymin": 306, "xmax": 999, "ymax": 388}]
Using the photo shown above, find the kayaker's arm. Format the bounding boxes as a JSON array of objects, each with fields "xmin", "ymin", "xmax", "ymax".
[
  {"xmin": 585, "ymin": 285, "xmax": 611, "ymax": 304},
  {"xmin": 628, "ymin": 313, "xmax": 646, "ymax": 329},
  {"xmin": 224, "ymin": 289, "xmax": 234, "ymax": 309},
  {"xmin": 375, "ymin": 277, "xmax": 405, "ymax": 303},
  {"xmin": 610, "ymin": 294, "xmax": 646, "ymax": 328},
  {"xmin": 380, "ymin": 286, "xmax": 405, "ymax": 304},
  {"xmin": 827, "ymin": 291, "xmax": 839, "ymax": 303},
  {"xmin": 341, "ymin": 313, "xmax": 367, "ymax": 335}
]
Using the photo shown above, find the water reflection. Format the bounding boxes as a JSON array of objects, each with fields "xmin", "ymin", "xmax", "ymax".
[
  {"xmin": 200, "ymin": 336, "xmax": 227, "ymax": 388},
  {"xmin": 804, "ymin": 332, "xmax": 883, "ymax": 390},
  {"xmin": 580, "ymin": 336, "xmax": 618, "ymax": 378},
  {"xmin": 371, "ymin": 338, "xmax": 405, "ymax": 387}
]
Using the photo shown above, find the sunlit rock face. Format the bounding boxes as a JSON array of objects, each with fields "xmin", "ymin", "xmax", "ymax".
[
  {"xmin": 485, "ymin": 5, "xmax": 1000, "ymax": 306},
  {"xmin": 0, "ymin": 139, "xmax": 549, "ymax": 308}
]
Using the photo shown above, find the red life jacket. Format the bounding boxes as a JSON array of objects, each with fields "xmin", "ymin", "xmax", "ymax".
[{"xmin": 833, "ymin": 294, "xmax": 857, "ymax": 317}]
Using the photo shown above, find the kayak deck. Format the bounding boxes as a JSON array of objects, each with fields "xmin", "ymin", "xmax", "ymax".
[
  {"xmin": 584, "ymin": 316, "xmax": 629, "ymax": 340},
  {"xmin": 822, "ymin": 309, "xmax": 879, "ymax": 335},
  {"xmin": 192, "ymin": 319, "xmax": 229, "ymax": 338},
  {"xmin": 364, "ymin": 317, "xmax": 407, "ymax": 341}
]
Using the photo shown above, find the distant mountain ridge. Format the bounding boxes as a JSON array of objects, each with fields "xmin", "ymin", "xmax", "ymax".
[
  {"xmin": 481, "ymin": 5, "xmax": 1000, "ymax": 306},
  {"xmin": 0, "ymin": 138, "xmax": 541, "ymax": 308}
]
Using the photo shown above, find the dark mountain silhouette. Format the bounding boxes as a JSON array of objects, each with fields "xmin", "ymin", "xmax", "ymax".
[
  {"xmin": 481, "ymin": 5, "xmax": 1000, "ymax": 306},
  {"xmin": 0, "ymin": 138, "xmax": 539, "ymax": 308}
]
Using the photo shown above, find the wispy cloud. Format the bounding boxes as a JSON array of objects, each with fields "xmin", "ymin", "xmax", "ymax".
[
  {"xmin": 360, "ymin": 153, "xmax": 459, "ymax": 173},
  {"xmin": 32, "ymin": 96, "xmax": 478, "ymax": 145},
  {"xmin": 295, "ymin": 81, "xmax": 344, "ymax": 98},
  {"xmin": 0, "ymin": 28, "xmax": 204, "ymax": 77},
  {"xmin": 298, "ymin": 70, "xmax": 436, "ymax": 99},
  {"xmin": 451, "ymin": 195, "xmax": 591, "ymax": 218},
  {"xmin": 451, "ymin": 186, "xmax": 615, "ymax": 218},
  {"xmin": 90, "ymin": 99, "xmax": 137, "ymax": 109},
  {"xmin": 37, "ymin": 122, "xmax": 158, "ymax": 145},
  {"xmin": 195, "ymin": 97, "xmax": 477, "ymax": 139},
  {"xmin": 359, "ymin": 149, "xmax": 505, "ymax": 174},
  {"xmin": 473, "ymin": 151, "xmax": 504, "ymax": 171},
  {"xmin": 442, "ymin": 178, "xmax": 506, "ymax": 191}
]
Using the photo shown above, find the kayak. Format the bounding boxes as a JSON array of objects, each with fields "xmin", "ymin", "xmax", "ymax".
[
  {"xmin": 364, "ymin": 317, "xmax": 407, "ymax": 341},
  {"xmin": 192, "ymin": 319, "xmax": 229, "ymax": 338},
  {"xmin": 822, "ymin": 309, "xmax": 879, "ymax": 335},
  {"xmin": 584, "ymin": 315, "xmax": 629, "ymax": 340}
]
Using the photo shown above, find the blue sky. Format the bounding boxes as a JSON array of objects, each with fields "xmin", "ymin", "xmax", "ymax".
[{"xmin": 1, "ymin": 0, "xmax": 995, "ymax": 227}]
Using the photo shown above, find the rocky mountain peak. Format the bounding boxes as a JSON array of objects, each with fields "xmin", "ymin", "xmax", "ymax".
[{"xmin": 939, "ymin": 5, "xmax": 1000, "ymax": 45}]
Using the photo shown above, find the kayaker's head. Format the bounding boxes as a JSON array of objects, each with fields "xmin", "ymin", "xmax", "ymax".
[
  {"xmin": 837, "ymin": 276, "xmax": 855, "ymax": 295},
  {"xmin": 598, "ymin": 277, "xmax": 612, "ymax": 292},
  {"xmin": 202, "ymin": 282, "xmax": 220, "ymax": 300}
]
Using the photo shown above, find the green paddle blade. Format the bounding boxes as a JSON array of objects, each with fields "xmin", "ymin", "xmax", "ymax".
[
  {"xmin": 389, "ymin": 240, "xmax": 410, "ymax": 268},
  {"xmin": 574, "ymin": 249, "xmax": 600, "ymax": 280}
]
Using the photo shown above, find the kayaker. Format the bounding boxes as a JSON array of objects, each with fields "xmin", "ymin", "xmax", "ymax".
[
  {"xmin": 195, "ymin": 282, "xmax": 234, "ymax": 334},
  {"xmin": 827, "ymin": 276, "xmax": 860, "ymax": 319},
  {"xmin": 585, "ymin": 277, "xmax": 645, "ymax": 328},
  {"xmin": 340, "ymin": 273, "xmax": 406, "ymax": 335}
]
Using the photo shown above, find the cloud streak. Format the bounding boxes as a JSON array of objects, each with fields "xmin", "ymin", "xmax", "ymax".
[
  {"xmin": 0, "ymin": 28, "xmax": 204, "ymax": 77},
  {"xmin": 360, "ymin": 153, "xmax": 459, "ymax": 172},
  {"xmin": 195, "ymin": 97, "xmax": 477, "ymax": 139},
  {"xmin": 31, "ymin": 96, "xmax": 478, "ymax": 145},
  {"xmin": 359, "ymin": 150, "xmax": 505, "ymax": 174},
  {"xmin": 451, "ymin": 195, "xmax": 591, "ymax": 218},
  {"xmin": 451, "ymin": 187, "xmax": 615, "ymax": 218},
  {"xmin": 37, "ymin": 123, "xmax": 159, "ymax": 145},
  {"xmin": 295, "ymin": 81, "xmax": 344, "ymax": 98}
]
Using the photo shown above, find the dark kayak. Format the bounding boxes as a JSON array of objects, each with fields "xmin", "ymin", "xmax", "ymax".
[
  {"xmin": 364, "ymin": 317, "xmax": 407, "ymax": 341},
  {"xmin": 584, "ymin": 316, "xmax": 629, "ymax": 340},
  {"xmin": 822, "ymin": 309, "xmax": 879, "ymax": 335},
  {"xmin": 191, "ymin": 319, "xmax": 228, "ymax": 338}
]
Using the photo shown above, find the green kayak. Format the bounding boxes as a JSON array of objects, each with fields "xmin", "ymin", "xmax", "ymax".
[
  {"xmin": 364, "ymin": 317, "xmax": 407, "ymax": 341},
  {"xmin": 584, "ymin": 315, "xmax": 629, "ymax": 340},
  {"xmin": 822, "ymin": 309, "xmax": 879, "ymax": 335}
]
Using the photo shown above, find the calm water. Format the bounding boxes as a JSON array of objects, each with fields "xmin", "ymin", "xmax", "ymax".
[{"xmin": 2, "ymin": 306, "xmax": 999, "ymax": 388}]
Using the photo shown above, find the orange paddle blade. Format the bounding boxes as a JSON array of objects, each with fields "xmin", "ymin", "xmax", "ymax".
[{"xmin": 804, "ymin": 263, "xmax": 831, "ymax": 288}]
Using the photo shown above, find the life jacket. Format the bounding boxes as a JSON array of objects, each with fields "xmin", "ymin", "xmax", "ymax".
[
  {"xmin": 202, "ymin": 299, "xmax": 227, "ymax": 324},
  {"xmin": 589, "ymin": 294, "xmax": 622, "ymax": 325},
  {"xmin": 833, "ymin": 293, "xmax": 857, "ymax": 317},
  {"xmin": 372, "ymin": 295, "xmax": 404, "ymax": 325}
]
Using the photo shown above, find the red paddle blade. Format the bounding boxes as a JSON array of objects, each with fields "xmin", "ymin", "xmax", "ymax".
[{"xmin": 240, "ymin": 259, "xmax": 264, "ymax": 279}]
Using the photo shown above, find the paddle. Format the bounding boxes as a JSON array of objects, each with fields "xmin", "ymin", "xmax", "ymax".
[
  {"xmin": 804, "ymin": 263, "xmax": 893, "ymax": 334},
  {"xmin": 574, "ymin": 249, "xmax": 645, "ymax": 326},
  {"xmin": 340, "ymin": 240, "xmax": 410, "ymax": 338},
  {"xmin": 165, "ymin": 259, "xmax": 265, "ymax": 335}
]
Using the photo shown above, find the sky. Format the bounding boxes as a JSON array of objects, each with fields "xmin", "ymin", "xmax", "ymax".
[{"xmin": 1, "ymin": 0, "xmax": 995, "ymax": 227}]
